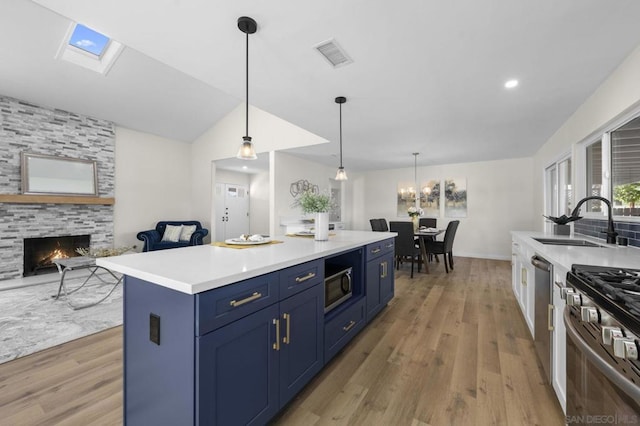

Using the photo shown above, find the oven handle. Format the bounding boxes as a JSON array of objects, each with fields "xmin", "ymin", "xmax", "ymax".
[{"xmin": 564, "ymin": 308, "xmax": 640, "ymax": 403}]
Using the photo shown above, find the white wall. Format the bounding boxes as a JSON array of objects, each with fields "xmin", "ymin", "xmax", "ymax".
[
  {"xmin": 191, "ymin": 103, "xmax": 329, "ymax": 234},
  {"xmin": 359, "ymin": 157, "xmax": 535, "ymax": 260},
  {"xmin": 273, "ymin": 151, "xmax": 341, "ymax": 232},
  {"xmin": 114, "ymin": 127, "xmax": 192, "ymax": 250},
  {"xmin": 533, "ymin": 45, "xmax": 640, "ymax": 229},
  {"xmin": 250, "ymin": 171, "xmax": 270, "ymax": 235}
]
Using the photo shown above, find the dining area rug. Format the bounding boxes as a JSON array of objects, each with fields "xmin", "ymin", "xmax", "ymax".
[{"xmin": 0, "ymin": 274, "xmax": 123, "ymax": 364}]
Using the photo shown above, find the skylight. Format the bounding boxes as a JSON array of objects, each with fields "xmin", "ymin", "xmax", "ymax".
[
  {"xmin": 69, "ymin": 24, "xmax": 110, "ymax": 57},
  {"xmin": 56, "ymin": 22, "xmax": 124, "ymax": 75}
]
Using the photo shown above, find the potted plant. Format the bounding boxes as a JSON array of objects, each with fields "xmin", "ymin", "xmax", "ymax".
[{"xmin": 298, "ymin": 190, "xmax": 332, "ymax": 241}]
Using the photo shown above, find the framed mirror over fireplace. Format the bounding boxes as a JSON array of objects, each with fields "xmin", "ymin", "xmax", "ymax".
[{"xmin": 21, "ymin": 152, "xmax": 98, "ymax": 196}]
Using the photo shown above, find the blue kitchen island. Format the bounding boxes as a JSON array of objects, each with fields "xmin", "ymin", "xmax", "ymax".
[{"xmin": 97, "ymin": 230, "xmax": 395, "ymax": 425}]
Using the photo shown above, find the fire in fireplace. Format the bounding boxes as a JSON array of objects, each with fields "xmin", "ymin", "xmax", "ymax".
[{"xmin": 23, "ymin": 235, "xmax": 91, "ymax": 277}]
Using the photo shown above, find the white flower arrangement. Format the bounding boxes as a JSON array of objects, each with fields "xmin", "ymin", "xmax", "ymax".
[{"xmin": 407, "ymin": 206, "xmax": 424, "ymax": 218}]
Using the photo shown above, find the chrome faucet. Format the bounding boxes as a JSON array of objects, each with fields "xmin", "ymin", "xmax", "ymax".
[{"xmin": 570, "ymin": 196, "xmax": 618, "ymax": 244}]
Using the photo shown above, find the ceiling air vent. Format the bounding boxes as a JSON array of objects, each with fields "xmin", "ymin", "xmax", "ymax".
[{"xmin": 314, "ymin": 38, "xmax": 353, "ymax": 68}]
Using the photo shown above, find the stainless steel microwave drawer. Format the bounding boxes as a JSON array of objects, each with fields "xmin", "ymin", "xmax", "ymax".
[{"xmin": 196, "ymin": 272, "xmax": 279, "ymax": 335}]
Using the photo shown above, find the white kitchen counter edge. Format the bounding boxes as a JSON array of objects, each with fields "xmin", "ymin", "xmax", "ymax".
[
  {"xmin": 96, "ymin": 230, "xmax": 396, "ymax": 295},
  {"xmin": 511, "ymin": 231, "xmax": 640, "ymax": 271}
]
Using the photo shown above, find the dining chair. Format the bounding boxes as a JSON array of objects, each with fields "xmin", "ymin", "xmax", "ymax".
[
  {"xmin": 389, "ymin": 221, "xmax": 421, "ymax": 278},
  {"xmin": 369, "ymin": 218, "xmax": 389, "ymax": 232},
  {"xmin": 419, "ymin": 218, "xmax": 437, "ymax": 228},
  {"xmin": 418, "ymin": 217, "xmax": 437, "ymax": 261},
  {"xmin": 424, "ymin": 220, "xmax": 460, "ymax": 273}
]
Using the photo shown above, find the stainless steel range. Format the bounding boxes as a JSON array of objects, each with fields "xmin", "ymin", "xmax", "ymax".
[{"xmin": 564, "ymin": 264, "xmax": 640, "ymax": 423}]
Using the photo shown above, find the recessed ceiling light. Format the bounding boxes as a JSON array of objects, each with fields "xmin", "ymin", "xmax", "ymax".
[
  {"xmin": 242, "ymin": 166, "xmax": 248, "ymax": 170},
  {"xmin": 504, "ymin": 79, "xmax": 519, "ymax": 89}
]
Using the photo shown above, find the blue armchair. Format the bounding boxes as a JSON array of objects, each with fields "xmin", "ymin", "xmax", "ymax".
[{"xmin": 137, "ymin": 221, "xmax": 209, "ymax": 252}]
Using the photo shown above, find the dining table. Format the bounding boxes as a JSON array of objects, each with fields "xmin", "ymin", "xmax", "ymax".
[{"xmin": 414, "ymin": 228, "xmax": 445, "ymax": 274}]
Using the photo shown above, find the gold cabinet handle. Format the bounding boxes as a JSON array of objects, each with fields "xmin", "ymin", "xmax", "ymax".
[
  {"xmin": 230, "ymin": 292, "xmax": 262, "ymax": 307},
  {"xmin": 343, "ymin": 320, "xmax": 356, "ymax": 332},
  {"xmin": 548, "ymin": 304, "xmax": 554, "ymax": 331},
  {"xmin": 371, "ymin": 248, "xmax": 381, "ymax": 254},
  {"xmin": 283, "ymin": 313, "xmax": 291, "ymax": 344},
  {"xmin": 521, "ymin": 267, "xmax": 527, "ymax": 286},
  {"xmin": 273, "ymin": 318, "xmax": 280, "ymax": 351},
  {"xmin": 295, "ymin": 272, "xmax": 316, "ymax": 283},
  {"xmin": 380, "ymin": 261, "xmax": 388, "ymax": 278}
]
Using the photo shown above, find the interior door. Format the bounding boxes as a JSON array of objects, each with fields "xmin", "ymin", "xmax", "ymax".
[{"xmin": 215, "ymin": 183, "xmax": 250, "ymax": 241}]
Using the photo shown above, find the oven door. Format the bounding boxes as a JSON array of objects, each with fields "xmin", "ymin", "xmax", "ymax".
[{"xmin": 564, "ymin": 308, "xmax": 640, "ymax": 423}]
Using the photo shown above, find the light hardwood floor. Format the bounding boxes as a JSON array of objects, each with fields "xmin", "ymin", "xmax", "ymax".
[{"xmin": 0, "ymin": 257, "xmax": 565, "ymax": 425}]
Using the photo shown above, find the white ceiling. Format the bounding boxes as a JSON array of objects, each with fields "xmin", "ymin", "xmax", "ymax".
[{"xmin": 3, "ymin": 0, "xmax": 640, "ymax": 172}]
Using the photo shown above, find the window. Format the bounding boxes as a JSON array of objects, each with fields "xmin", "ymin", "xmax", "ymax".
[
  {"xmin": 68, "ymin": 24, "xmax": 111, "ymax": 57},
  {"xmin": 559, "ymin": 157, "xmax": 572, "ymax": 215},
  {"xmin": 56, "ymin": 22, "xmax": 123, "ymax": 75},
  {"xmin": 544, "ymin": 154, "xmax": 572, "ymax": 231},
  {"xmin": 578, "ymin": 111, "xmax": 640, "ymax": 219},
  {"xmin": 585, "ymin": 140, "xmax": 602, "ymax": 212},
  {"xmin": 611, "ymin": 116, "xmax": 640, "ymax": 216}
]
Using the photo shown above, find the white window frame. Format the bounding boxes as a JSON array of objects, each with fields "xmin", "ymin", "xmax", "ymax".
[
  {"xmin": 576, "ymin": 103, "xmax": 640, "ymax": 222},
  {"xmin": 55, "ymin": 22, "xmax": 124, "ymax": 76},
  {"xmin": 543, "ymin": 151, "xmax": 571, "ymax": 232}
]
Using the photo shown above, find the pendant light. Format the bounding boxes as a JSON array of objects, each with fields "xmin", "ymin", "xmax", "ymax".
[
  {"xmin": 335, "ymin": 96, "xmax": 348, "ymax": 180},
  {"xmin": 413, "ymin": 152, "xmax": 419, "ymax": 204},
  {"xmin": 236, "ymin": 16, "xmax": 258, "ymax": 160}
]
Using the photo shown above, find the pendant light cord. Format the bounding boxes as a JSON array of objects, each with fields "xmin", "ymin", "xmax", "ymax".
[
  {"xmin": 339, "ymin": 102, "xmax": 343, "ymax": 168},
  {"xmin": 245, "ymin": 31, "xmax": 249, "ymax": 137},
  {"xmin": 413, "ymin": 153, "xmax": 419, "ymax": 201}
]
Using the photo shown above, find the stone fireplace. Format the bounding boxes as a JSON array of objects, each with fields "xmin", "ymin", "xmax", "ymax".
[
  {"xmin": 23, "ymin": 235, "xmax": 91, "ymax": 277},
  {"xmin": 0, "ymin": 95, "xmax": 115, "ymax": 281}
]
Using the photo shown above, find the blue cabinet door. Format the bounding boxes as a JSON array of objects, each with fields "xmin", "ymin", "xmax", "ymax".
[
  {"xmin": 197, "ymin": 304, "xmax": 279, "ymax": 426},
  {"xmin": 380, "ymin": 253, "xmax": 394, "ymax": 305},
  {"xmin": 365, "ymin": 259, "xmax": 383, "ymax": 321},
  {"xmin": 278, "ymin": 284, "xmax": 324, "ymax": 407},
  {"xmin": 365, "ymin": 252, "xmax": 394, "ymax": 322}
]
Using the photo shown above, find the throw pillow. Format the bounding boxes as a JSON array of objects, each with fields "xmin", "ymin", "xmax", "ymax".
[
  {"xmin": 162, "ymin": 224, "xmax": 183, "ymax": 242},
  {"xmin": 179, "ymin": 225, "xmax": 197, "ymax": 242}
]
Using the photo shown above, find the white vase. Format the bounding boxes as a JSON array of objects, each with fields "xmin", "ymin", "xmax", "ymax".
[{"xmin": 315, "ymin": 212, "xmax": 329, "ymax": 241}]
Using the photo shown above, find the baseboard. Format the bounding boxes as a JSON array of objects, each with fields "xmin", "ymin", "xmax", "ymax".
[{"xmin": 453, "ymin": 252, "xmax": 511, "ymax": 261}]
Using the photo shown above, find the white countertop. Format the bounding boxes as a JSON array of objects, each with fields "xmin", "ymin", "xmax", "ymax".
[
  {"xmin": 96, "ymin": 230, "xmax": 396, "ymax": 295},
  {"xmin": 511, "ymin": 231, "xmax": 640, "ymax": 270}
]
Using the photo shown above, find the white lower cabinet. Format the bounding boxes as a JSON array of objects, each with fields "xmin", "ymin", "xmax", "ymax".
[
  {"xmin": 512, "ymin": 237, "xmax": 534, "ymax": 338},
  {"xmin": 511, "ymin": 235, "xmax": 564, "ymax": 413},
  {"xmin": 551, "ymin": 264, "xmax": 567, "ymax": 414}
]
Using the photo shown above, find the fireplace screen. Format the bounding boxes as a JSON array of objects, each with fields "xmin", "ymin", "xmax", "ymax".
[{"xmin": 23, "ymin": 235, "xmax": 90, "ymax": 277}]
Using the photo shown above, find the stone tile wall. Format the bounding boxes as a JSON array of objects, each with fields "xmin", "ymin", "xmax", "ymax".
[{"xmin": 0, "ymin": 95, "xmax": 115, "ymax": 280}]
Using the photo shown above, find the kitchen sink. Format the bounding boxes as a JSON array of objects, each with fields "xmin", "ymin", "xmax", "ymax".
[{"xmin": 533, "ymin": 238, "xmax": 605, "ymax": 248}]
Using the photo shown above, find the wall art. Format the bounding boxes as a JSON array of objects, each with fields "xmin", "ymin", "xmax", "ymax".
[{"xmin": 445, "ymin": 178, "xmax": 467, "ymax": 217}]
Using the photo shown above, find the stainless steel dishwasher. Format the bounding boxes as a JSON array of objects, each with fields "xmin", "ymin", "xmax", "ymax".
[{"xmin": 531, "ymin": 254, "xmax": 553, "ymax": 382}]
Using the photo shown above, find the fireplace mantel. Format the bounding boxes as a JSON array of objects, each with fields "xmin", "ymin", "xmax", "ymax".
[{"xmin": 0, "ymin": 194, "xmax": 115, "ymax": 205}]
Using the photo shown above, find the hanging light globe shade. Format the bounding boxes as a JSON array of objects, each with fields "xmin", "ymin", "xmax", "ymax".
[
  {"xmin": 237, "ymin": 136, "xmax": 257, "ymax": 160},
  {"xmin": 335, "ymin": 166, "xmax": 348, "ymax": 181}
]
